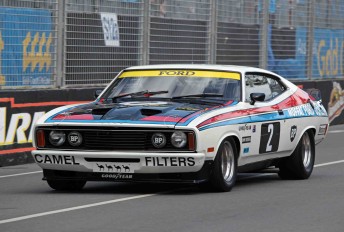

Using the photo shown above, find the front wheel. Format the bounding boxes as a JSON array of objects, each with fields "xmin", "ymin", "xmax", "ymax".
[
  {"xmin": 47, "ymin": 179, "xmax": 87, "ymax": 191},
  {"xmin": 278, "ymin": 130, "xmax": 315, "ymax": 180},
  {"xmin": 209, "ymin": 138, "xmax": 238, "ymax": 192}
]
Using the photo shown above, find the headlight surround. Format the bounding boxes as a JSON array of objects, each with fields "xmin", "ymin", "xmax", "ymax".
[
  {"xmin": 49, "ymin": 130, "xmax": 66, "ymax": 146},
  {"xmin": 171, "ymin": 131, "xmax": 187, "ymax": 148}
]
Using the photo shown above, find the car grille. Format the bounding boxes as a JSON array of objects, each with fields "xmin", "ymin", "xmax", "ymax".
[
  {"xmin": 83, "ymin": 131, "xmax": 147, "ymax": 150},
  {"xmin": 40, "ymin": 127, "xmax": 191, "ymax": 151}
]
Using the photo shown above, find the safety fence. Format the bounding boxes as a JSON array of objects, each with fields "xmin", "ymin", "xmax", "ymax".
[{"xmin": 0, "ymin": 0, "xmax": 344, "ymax": 88}]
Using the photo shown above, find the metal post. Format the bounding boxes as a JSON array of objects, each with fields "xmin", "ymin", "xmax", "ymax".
[
  {"xmin": 208, "ymin": 0, "xmax": 217, "ymax": 64},
  {"xmin": 306, "ymin": 0, "xmax": 315, "ymax": 80},
  {"xmin": 55, "ymin": 0, "xmax": 65, "ymax": 88},
  {"xmin": 141, "ymin": 0, "xmax": 150, "ymax": 65},
  {"xmin": 259, "ymin": 0, "xmax": 269, "ymax": 69}
]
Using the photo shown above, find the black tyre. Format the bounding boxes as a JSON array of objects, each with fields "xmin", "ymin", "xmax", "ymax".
[
  {"xmin": 209, "ymin": 138, "xmax": 238, "ymax": 192},
  {"xmin": 278, "ymin": 130, "xmax": 315, "ymax": 180},
  {"xmin": 47, "ymin": 179, "xmax": 86, "ymax": 191}
]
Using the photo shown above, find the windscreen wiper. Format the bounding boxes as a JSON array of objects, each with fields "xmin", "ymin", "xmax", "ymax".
[
  {"xmin": 112, "ymin": 90, "xmax": 168, "ymax": 102},
  {"xmin": 171, "ymin": 93, "xmax": 223, "ymax": 99}
]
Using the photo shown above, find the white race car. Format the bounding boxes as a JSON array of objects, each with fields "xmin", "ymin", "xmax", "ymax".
[{"xmin": 32, "ymin": 65, "xmax": 329, "ymax": 192}]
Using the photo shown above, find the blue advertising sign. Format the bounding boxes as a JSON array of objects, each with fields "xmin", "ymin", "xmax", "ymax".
[
  {"xmin": 271, "ymin": 26, "xmax": 344, "ymax": 79},
  {"xmin": 0, "ymin": 7, "xmax": 53, "ymax": 87},
  {"xmin": 312, "ymin": 28, "xmax": 344, "ymax": 79}
]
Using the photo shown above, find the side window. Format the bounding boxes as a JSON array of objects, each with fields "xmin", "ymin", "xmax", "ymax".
[{"xmin": 245, "ymin": 73, "xmax": 285, "ymax": 102}]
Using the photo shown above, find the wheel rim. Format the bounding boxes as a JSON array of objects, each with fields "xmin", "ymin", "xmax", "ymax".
[
  {"xmin": 302, "ymin": 133, "xmax": 312, "ymax": 168},
  {"xmin": 221, "ymin": 141, "xmax": 235, "ymax": 182}
]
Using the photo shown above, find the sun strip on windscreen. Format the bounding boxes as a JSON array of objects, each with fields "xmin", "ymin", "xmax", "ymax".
[{"xmin": 119, "ymin": 70, "xmax": 241, "ymax": 80}]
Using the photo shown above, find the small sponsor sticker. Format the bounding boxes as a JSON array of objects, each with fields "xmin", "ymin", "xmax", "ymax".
[
  {"xmin": 318, "ymin": 124, "xmax": 328, "ymax": 135},
  {"xmin": 243, "ymin": 147, "xmax": 250, "ymax": 153},
  {"xmin": 239, "ymin": 124, "xmax": 252, "ymax": 131},
  {"xmin": 242, "ymin": 136, "xmax": 251, "ymax": 143},
  {"xmin": 290, "ymin": 125, "xmax": 297, "ymax": 142},
  {"xmin": 101, "ymin": 174, "xmax": 133, "ymax": 179}
]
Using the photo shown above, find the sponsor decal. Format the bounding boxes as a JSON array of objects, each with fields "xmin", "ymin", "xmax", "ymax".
[
  {"xmin": 67, "ymin": 131, "xmax": 83, "ymax": 147},
  {"xmin": 101, "ymin": 174, "xmax": 133, "ymax": 179},
  {"xmin": 145, "ymin": 157, "xmax": 195, "ymax": 167},
  {"xmin": 242, "ymin": 136, "xmax": 251, "ymax": 143},
  {"xmin": 119, "ymin": 70, "xmax": 241, "ymax": 80},
  {"xmin": 34, "ymin": 154, "xmax": 80, "ymax": 165},
  {"xmin": 318, "ymin": 124, "xmax": 328, "ymax": 135},
  {"xmin": 328, "ymin": 81, "xmax": 344, "ymax": 123},
  {"xmin": 252, "ymin": 125, "xmax": 256, "ymax": 133},
  {"xmin": 100, "ymin": 12, "xmax": 120, "ymax": 47},
  {"xmin": 287, "ymin": 103, "xmax": 315, "ymax": 117},
  {"xmin": 151, "ymin": 133, "xmax": 166, "ymax": 148},
  {"xmin": 243, "ymin": 147, "xmax": 249, "ymax": 153},
  {"xmin": 290, "ymin": 125, "xmax": 297, "ymax": 142},
  {"xmin": 159, "ymin": 70, "xmax": 195, "ymax": 76},
  {"xmin": 239, "ymin": 124, "xmax": 251, "ymax": 131},
  {"xmin": 94, "ymin": 163, "xmax": 136, "ymax": 173}
]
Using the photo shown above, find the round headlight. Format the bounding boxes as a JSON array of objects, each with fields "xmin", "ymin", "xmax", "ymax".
[
  {"xmin": 49, "ymin": 130, "xmax": 66, "ymax": 146},
  {"xmin": 171, "ymin": 131, "xmax": 187, "ymax": 148}
]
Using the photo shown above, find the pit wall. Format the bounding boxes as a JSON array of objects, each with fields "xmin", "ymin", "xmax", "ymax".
[{"xmin": 1, "ymin": 81, "xmax": 343, "ymax": 166}]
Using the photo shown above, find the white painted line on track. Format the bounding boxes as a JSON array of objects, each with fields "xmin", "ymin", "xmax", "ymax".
[
  {"xmin": 314, "ymin": 160, "xmax": 344, "ymax": 167},
  {"xmin": 1, "ymin": 159, "xmax": 344, "ymax": 225},
  {"xmin": 0, "ymin": 171, "xmax": 42, "ymax": 179},
  {"xmin": 328, "ymin": 130, "xmax": 344, "ymax": 134},
  {"xmin": 0, "ymin": 193, "xmax": 159, "ymax": 225}
]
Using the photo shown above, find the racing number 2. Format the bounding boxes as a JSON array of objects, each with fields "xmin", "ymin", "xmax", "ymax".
[{"xmin": 259, "ymin": 122, "xmax": 280, "ymax": 154}]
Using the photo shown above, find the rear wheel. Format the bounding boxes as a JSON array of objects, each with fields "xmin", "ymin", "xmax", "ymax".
[
  {"xmin": 47, "ymin": 179, "xmax": 86, "ymax": 191},
  {"xmin": 209, "ymin": 138, "xmax": 238, "ymax": 192},
  {"xmin": 278, "ymin": 130, "xmax": 315, "ymax": 179}
]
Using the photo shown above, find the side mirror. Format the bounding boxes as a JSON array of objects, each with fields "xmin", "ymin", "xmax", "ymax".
[
  {"xmin": 94, "ymin": 89, "xmax": 103, "ymax": 99},
  {"xmin": 250, "ymin": 92, "xmax": 265, "ymax": 105}
]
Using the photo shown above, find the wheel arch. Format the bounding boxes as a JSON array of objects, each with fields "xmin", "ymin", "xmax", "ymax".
[
  {"xmin": 217, "ymin": 133, "xmax": 241, "ymax": 159},
  {"xmin": 290, "ymin": 126, "xmax": 316, "ymax": 155}
]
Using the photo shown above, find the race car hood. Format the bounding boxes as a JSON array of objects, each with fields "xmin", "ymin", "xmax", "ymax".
[{"xmin": 46, "ymin": 100, "xmax": 229, "ymax": 126}]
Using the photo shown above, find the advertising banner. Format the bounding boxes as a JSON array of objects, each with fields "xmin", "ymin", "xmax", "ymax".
[
  {"xmin": 100, "ymin": 12, "xmax": 120, "ymax": 47},
  {"xmin": 0, "ymin": 88, "xmax": 97, "ymax": 166},
  {"xmin": 0, "ymin": 7, "xmax": 53, "ymax": 87},
  {"xmin": 312, "ymin": 28, "xmax": 344, "ymax": 79},
  {"xmin": 292, "ymin": 27, "xmax": 344, "ymax": 80}
]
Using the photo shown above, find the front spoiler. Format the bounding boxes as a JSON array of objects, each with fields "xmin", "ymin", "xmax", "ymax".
[{"xmin": 42, "ymin": 161, "xmax": 214, "ymax": 184}]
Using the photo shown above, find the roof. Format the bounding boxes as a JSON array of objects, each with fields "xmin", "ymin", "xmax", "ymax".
[{"xmin": 125, "ymin": 64, "xmax": 275, "ymax": 75}]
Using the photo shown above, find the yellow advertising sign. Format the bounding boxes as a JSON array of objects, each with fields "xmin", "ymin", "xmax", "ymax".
[{"xmin": 119, "ymin": 70, "xmax": 241, "ymax": 80}]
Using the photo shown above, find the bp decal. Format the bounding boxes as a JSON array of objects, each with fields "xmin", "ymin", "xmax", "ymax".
[{"xmin": 290, "ymin": 125, "xmax": 297, "ymax": 142}]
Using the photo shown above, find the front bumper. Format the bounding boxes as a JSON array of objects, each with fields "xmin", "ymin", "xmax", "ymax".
[
  {"xmin": 42, "ymin": 161, "xmax": 213, "ymax": 184},
  {"xmin": 32, "ymin": 150, "xmax": 206, "ymax": 175}
]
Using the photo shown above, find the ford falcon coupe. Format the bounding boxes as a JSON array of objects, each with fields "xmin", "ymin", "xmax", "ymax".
[{"xmin": 32, "ymin": 65, "xmax": 329, "ymax": 192}]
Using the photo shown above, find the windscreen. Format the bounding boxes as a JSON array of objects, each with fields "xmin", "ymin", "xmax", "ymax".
[{"xmin": 102, "ymin": 70, "xmax": 241, "ymax": 101}]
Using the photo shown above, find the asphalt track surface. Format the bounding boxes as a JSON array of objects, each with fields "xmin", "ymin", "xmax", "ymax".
[{"xmin": 1, "ymin": 125, "xmax": 344, "ymax": 232}]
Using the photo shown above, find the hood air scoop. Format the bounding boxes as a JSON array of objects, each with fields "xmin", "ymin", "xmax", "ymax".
[
  {"xmin": 92, "ymin": 108, "xmax": 113, "ymax": 115},
  {"xmin": 140, "ymin": 108, "xmax": 162, "ymax": 116}
]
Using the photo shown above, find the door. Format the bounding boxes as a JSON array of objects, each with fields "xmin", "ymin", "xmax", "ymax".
[{"xmin": 243, "ymin": 72, "xmax": 289, "ymax": 159}]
